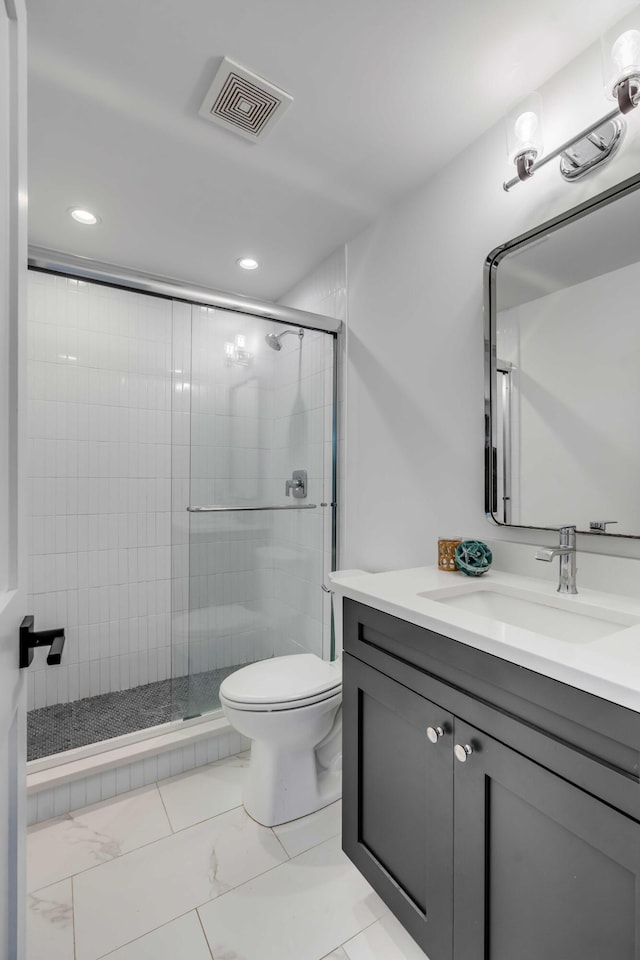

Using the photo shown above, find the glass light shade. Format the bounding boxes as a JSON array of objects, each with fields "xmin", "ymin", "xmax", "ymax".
[
  {"xmin": 602, "ymin": 10, "xmax": 640, "ymax": 99},
  {"xmin": 505, "ymin": 93, "xmax": 544, "ymax": 163}
]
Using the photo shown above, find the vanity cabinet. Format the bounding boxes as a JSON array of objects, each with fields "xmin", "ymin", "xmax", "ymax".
[{"xmin": 342, "ymin": 599, "xmax": 640, "ymax": 960}]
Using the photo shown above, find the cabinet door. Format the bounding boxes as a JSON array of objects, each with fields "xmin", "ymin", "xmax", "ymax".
[
  {"xmin": 343, "ymin": 654, "xmax": 454, "ymax": 960},
  {"xmin": 453, "ymin": 719, "xmax": 640, "ymax": 960}
]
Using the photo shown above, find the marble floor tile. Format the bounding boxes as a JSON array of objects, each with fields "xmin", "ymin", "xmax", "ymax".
[
  {"xmin": 342, "ymin": 912, "xmax": 428, "ymax": 959},
  {"xmin": 27, "ymin": 784, "xmax": 172, "ymax": 892},
  {"xmin": 273, "ymin": 800, "xmax": 342, "ymax": 858},
  {"xmin": 99, "ymin": 911, "xmax": 212, "ymax": 960},
  {"xmin": 321, "ymin": 950, "xmax": 349, "ymax": 960},
  {"xmin": 198, "ymin": 835, "xmax": 386, "ymax": 960},
  {"xmin": 27, "ymin": 879, "xmax": 74, "ymax": 960},
  {"xmin": 158, "ymin": 753, "xmax": 249, "ymax": 831},
  {"xmin": 73, "ymin": 805, "xmax": 288, "ymax": 960}
]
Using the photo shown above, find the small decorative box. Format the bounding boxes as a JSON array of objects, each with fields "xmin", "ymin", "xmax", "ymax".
[{"xmin": 438, "ymin": 538, "xmax": 462, "ymax": 572}]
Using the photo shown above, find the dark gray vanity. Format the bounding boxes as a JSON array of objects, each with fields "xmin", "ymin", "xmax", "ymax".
[{"xmin": 342, "ymin": 597, "xmax": 640, "ymax": 960}]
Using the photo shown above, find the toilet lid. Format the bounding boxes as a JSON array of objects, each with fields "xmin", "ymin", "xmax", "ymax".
[{"xmin": 220, "ymin": 654, "xmax": 341, "ymax": 706}]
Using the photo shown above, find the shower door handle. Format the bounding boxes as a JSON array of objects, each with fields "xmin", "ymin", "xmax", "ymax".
[{"xmin": 19, "ymin": 615, "xmax": 65, "ymax": 668}]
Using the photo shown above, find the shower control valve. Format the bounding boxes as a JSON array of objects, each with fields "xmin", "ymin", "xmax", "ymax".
[{"xmin": 285, "ymin": 469, "xmax": 307, "ymax": 499}]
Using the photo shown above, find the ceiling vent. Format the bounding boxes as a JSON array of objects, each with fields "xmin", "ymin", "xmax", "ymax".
[{"xmin": 198, "ymin": 57, "xmax": 293, "ymax": 141}]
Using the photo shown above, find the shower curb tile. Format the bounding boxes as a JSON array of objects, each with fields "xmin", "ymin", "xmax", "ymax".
[{"xmin": 27, "ymin": 725, "xmax": 247, "ymax": 826}]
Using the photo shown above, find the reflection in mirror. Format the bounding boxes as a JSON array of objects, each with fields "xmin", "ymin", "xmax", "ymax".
[{"xmin": 485, "ymin": 173, "xmax": 640, "ymax": 537}]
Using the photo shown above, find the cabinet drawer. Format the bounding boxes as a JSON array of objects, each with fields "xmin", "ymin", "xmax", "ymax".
[{"xmin": 344, "ymin": 598, "xmax": 640, "ymax": 820}]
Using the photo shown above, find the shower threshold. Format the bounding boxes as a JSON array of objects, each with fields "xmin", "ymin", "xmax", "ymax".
[{"xmin": 27, "ymin": 664, "xmax": 247, "ymax": 762}]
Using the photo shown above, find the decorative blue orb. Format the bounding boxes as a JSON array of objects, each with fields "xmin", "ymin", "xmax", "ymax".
[{"xmin": 454, "ymin": 540, "xmax": 493, "ymax": 577}]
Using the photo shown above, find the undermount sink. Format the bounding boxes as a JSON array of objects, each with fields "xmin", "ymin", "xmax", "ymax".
[{"xmin": 418, "ymin": 581, "xmax": 640, "ymax": 644}]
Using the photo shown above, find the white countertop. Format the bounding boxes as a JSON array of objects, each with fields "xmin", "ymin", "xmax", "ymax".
[{"xmin": 330, "ymin": 566, "xmax": 640, "ymax": 714}]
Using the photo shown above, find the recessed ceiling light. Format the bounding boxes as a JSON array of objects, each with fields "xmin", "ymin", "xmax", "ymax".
[
  {"xmin": 237, "ymin": 257, "xmax": 259, "ymax": 270},
  {"xmin": 70, "ymin": 208, "xmax": 99, "ymax": 225}
]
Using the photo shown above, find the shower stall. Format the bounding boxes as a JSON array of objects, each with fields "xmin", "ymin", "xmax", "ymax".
[{"xmin": 24, "ymin": 256, "xmax": 340, "ymax": 774}]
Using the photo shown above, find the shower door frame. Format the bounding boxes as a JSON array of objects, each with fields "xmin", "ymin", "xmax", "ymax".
[
  {"xmin": 29, "ymin": 247, "xmax": 341, "ymax": 334},
  {"xmin": 26, "ymin": 249, "xmax": 341, "ymax": 764}
]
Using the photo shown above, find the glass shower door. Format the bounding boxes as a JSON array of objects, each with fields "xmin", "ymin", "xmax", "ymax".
[{"xmin": 183, "ymin": 304, "xmax": 335, "ymax": 719}]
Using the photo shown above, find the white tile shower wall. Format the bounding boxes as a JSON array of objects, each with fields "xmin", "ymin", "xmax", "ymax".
[
  {"xmin": 27, "ymin": 272, "xmax": 173, "ymax": 709},
  {"xmin": 279, "ymin": 248, "xmax": 346, "ymax": 660},
  {"xmin": 184, "ymin": 298, "xmax": 339, "ymax": 672},
  {"xmin": 268, "ymin": 329, "xmax": 333, "ymax": 660},
  {"xmin": 27, "ymin": 272, "xmax": 339, "ymax": 715},
  {"xmin": 185, "ymin": 307, "xmax": 278, "ymax": 675},
  {"xmin": 170, "ymin": 301, "xmax": 192, "ymax": 681}
]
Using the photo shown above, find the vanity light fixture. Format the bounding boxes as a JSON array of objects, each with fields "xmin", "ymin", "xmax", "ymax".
[
  {"xmin": 225, "ymin": 333, "xmax": 253, "ymax": 365},
  {"xmin": 505, "ymin": 93, "xmax": 544, "ymax": 182},
  {"xmin": 504, "ymin": 15, "xmax": 640, "ymax": 191},
  {"xmin": 69, "ymin": 208, "xmax": 99, "ymax": 225},
  {"xmin": 602, "ymin": 14, "xmax": 640, "ymax": 112},
  {"xmin": 237, "ymin": 257, "xmax": 259, "ymax": 270}
]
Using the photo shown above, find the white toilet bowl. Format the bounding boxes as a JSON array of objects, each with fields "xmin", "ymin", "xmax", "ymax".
[{"xmin": 220, "ymin": 654, "xmax": 342, "ymax": 827}]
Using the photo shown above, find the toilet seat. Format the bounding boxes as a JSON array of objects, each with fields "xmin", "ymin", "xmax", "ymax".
[{"xmin": 220, "ymin": 654, "xmax": 341, "ymax": 712}]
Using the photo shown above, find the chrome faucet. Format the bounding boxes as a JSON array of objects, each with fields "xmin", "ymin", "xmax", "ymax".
[{"xmin": 536, "ymin": 525, "xmax": 578, "ymax": 594}]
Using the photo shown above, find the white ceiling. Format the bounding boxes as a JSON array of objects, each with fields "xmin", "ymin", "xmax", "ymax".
[{"xmin": 26, "ymin": 0, "xmax": 636, "ymax": 301}]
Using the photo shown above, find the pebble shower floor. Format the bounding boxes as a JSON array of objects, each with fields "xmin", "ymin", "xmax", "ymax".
[{"xmin": 27, "ymin": 665, "xmax": 243, "ymax": 760}]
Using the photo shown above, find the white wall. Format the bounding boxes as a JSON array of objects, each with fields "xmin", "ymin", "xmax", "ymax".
[
  {"xmin": 27, "ymin": 272, "xmax": 173, "ymax": 709},
  {"xmin": 343, "ymin": 34, "xmax": 640, "ymax": 572}
]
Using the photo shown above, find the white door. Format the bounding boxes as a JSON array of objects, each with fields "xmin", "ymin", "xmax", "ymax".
[{"xmin": 0, "ymin": 1, "xmax": 28, "ymax": 957}]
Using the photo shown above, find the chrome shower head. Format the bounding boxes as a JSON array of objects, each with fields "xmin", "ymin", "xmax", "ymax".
[
  {"xmin": 265, "ymin": 332, "xmax": 283, "ymax": 351},
  {"xmin": 264, "ymin": 328, "xmax": 304, "ymax": 351}
]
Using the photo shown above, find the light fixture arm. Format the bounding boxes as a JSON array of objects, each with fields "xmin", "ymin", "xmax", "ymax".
[
  {"xmin": 515, "ymin": 151, "xmax": 536, "ymax": 180},
  {"xmin": 617, "ymin": 76, "xmax": 639, "ymax": 114},
  {"xmin": 503, "ymin": 94, "xmax": 636, "ymax": 191}
]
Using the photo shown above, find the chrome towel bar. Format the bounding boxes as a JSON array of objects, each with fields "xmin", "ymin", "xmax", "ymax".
[{"xmin": 187, "ymin": 504, "xmax": 318, "ymax": 513}]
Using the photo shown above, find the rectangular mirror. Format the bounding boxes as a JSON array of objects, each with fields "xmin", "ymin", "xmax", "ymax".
[{"xmin": 485, "ymin": 172, "xmax": 640, "ymax": 538}]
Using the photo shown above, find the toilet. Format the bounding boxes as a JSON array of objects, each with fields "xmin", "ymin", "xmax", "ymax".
[{"xmin": 219, "ymin": 569, "xmax": 367, "ymax": 827}]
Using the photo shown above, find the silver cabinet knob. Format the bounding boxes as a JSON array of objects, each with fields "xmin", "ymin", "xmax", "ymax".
[
  {"xmin": 454, "ymin": 743, "xmax": 473, "ymax": 762},
  {"xmin": 426, "ymin": 726, "xmax": 444, "ymax": 744}
]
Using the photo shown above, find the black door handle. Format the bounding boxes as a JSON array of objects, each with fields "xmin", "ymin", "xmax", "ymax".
[{"xmin": 20, "ymin": 615, "xmax": 65, "ymax": 668}]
